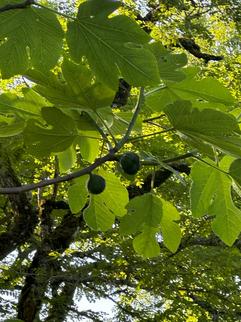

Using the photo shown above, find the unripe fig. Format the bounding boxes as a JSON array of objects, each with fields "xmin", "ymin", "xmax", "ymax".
[
  {"xmin": 119, "ymin": 152, "xmax": 140, "ymax": 175},
  {"xmin": 87, "ymin": 173, "xmax": 106, "ymax": 194}
]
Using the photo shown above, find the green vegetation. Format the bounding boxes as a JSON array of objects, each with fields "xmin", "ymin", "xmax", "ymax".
[{"xmin": 0, "ymin": 0, "xmax": 241, "ymax": 321}]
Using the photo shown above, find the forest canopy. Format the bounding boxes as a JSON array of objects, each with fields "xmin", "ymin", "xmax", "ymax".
[{"xmin": 0, "ymin": 0, "xmax": 241, "ymax": 321}]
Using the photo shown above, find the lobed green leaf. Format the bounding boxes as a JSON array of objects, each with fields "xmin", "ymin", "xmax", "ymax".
[
  {"xmin": 23, "ymin": 107, "xmax": 78, "ymax": 157},
  {"xmin": 0, "ymin": 7, "xmax": 63, "ymax": 78},
  {"xmin": 66, "ymin": 0, "xmax": 159, "ymax": 88}
]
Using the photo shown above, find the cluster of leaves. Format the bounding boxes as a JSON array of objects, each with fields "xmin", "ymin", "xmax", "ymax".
[
  {"xmin": 1, "ymin": 0, "xmax": 241, "ymax": 321},
  {"xmin": 0, "ymin": 0, "xmax": 240, "ymax": 252}
]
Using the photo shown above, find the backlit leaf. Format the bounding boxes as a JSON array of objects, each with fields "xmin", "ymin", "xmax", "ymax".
[
  {"xmin": 0, "ymin": 6, "xmax": 63, "ymax": 78},
  {"xmin": 26, "ymin": 60, "xmax": 115, "ymax": 110},
  {"xmin": 84, "ymin": 170, "xmax": 128, "ymax": 231},
  {"xmin": 191, "ymin": 159, "xmax": 241, "ymax": 245},
  {"xmin": 150, "ymin": 42, "xmax": 187, "ymax": 82},
  {"xmin": 66, "ymin": 0, "xmax": 159, "ymax": 88},
  {"xmin": 190, "ymin": 160, "xmax": 217, "ymax": 217},
  {"xmin": 23, "ymin": 107, "xmax": 78, "ymax": 157},
  {"xmin": 120, "ymin": 193, "xmax": 162, "ymax": 235},
  {"xmin": 133, "ymin": 227, "xmax": 160, "ymax": 258},
  {"xmin": 165, "ymin": 101, "xmax": 238, "ymax": 136},
  {"xmin": 0, "ymin": 116, "xmax": 25, "ymax": 137},
  {"xmin": 76, "ymin": 136, "xmax": 100, "ymax": 163},
  {"xmin": 160, "ymin": 199, "xmax": 181, "ymax": 253},
  {"xmin": 165, "ymin": 101, "xmax": 241, "ymax": 158},
  {"xmin": 146, "ymin": 73, "xmax": 234, "ymax": 112},
  {"xmin": 84, "ymin": 194, "xmax": 115, "ymax": 231},
  {"xmin": 98, "ymin": 170, "xmax": 129, "ymax": 218},
  {"xmin": 229, "ymin": 158, "xmax": 241, "ymax": 186},
  {"xmin": 68, "ymin": 175, "xmax": 88, "ymax": 214},
  {"xmin": 58, "ymin": 145, "xmax": 77, "ymax": 173}
]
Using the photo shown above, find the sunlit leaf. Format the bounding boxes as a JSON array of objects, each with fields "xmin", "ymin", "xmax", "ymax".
[
  {"xmin": 165, "ymin": 101, "xmax": 239, "ymax": 136},
  {"xmin": 150, "ymin": 42, "xmax": 187, "ymax": 82},
  {"xmin": 66, "ymin": 0, "xmax": 159, "ymax": 88},
  {"xmin": 57, "ymin": 145, "xmax": 77, "ymax": 173},
  {"xmin": 83, "ymin": 194, "xmax": 115, "ymax": 231},
  {"xmin": 98, "ymin": 169, "xmax": 129, "ymax": 218},
  {"xmin": 160, "ymin": 199, "xmax": 181, "ymax": 253},
  {"xmin": 83, "ymin": 170, "xmax": 128, "ymax": 230},
  {"xmin": 0, "ymin": 6, "xmax": 63, "ymax": 78},
  {"xmin": 0, "ymin": 117, "xmax": 25, "ymax": 137},
  {"xmin": 133, "ymin": 227, "xmax": 160, "ymax": 258},
  {"xmin": 76, "ymin": 136, "xmax": 100, "ymax": 163},
  {"xmin": 23, "ymin": 107, "xmax": 78, "ymax": 157},
  {"xmin": 68, "ymin": 175, "xmax": 88, "ymax": 214},
  {"xmin": 165, "ymin": 101, "xmax": 241, "ymax": 158},
  {"xmin": 120, "ymin": 193, "xmax": 162, "ymax": 235},
  {"xmin": 190, "ymin": 160, "xmax": 218, "ymax": 217},
  {"xmin": 26, "ymin": 59, "xmax": 116, "ymax": 110},
  {"xmin": 229, "ymin": 158, "xmax": 241, "ymax": 186},
  {"xmin": 146, "ymin": 73, "xmax": 234, "ymax": 112},
  {"xmin": 191, "ymin": 159, "xmax": 241, "ymax": 245}
]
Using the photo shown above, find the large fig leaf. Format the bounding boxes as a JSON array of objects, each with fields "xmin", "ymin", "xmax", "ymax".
[
  {"xmin": 24, "ymin": 107, "xmax": 78, "ymax": 157},
  {"xmin": 58, "ymin": 145, "xmax": 77, "ymax": 173},
  {"xmin": 146, "ymin": 72, "xmax": 235, "ymax": 112},
  {"xmin": 160, "ymin": 199, "xmax": 181, "ymax": 253},
  {"xmin": 133, "ymin": 227, "xmax": 160, "ymax": 258},
  {"xmin": 120, "ymin": 193, "xmax": 163, "ymax": 235},
  {"xmin": 66, "ymin": 0, "xmax": 159, "ymax": 88},
  {"xmin": 150, "ymin": 42, "xmax": 187, "ymax": 82},
  {"xmin": 26, "ymin": 59, "xmax": 115, "ymax": 110},
  {"xmin": 0, "ymin": 6, "xmax": 63, "ymax": 78},
  {"xmin": 191, "ymin": 159, "xmax": 241, "ymax": 246},
  {"xmin": 229, "ymin": 158, "xmax": 241, "ymax": 186},
  {"xmin": 68, "ymin": 175, "xmax": 89, "ymax": 214},
  {"xmin": 165, "ymin": 101, "xmax": 241, "ymax": 158}
]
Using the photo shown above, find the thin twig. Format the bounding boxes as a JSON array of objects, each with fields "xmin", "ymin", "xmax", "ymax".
[
  {"xmin": 128, "ymin": 127, "xmax": 175, "ymax": 142},
  {"xmin": 0, "ymin": 0, "xmax": 76, "ymax": 21},
  {"xmin": 145, "ymin": 85, "xmax": 167, "ymax": 97},
  {"xmin": 93, "ymin": 118, "xmax": 113, "ymax": 150},
  {"xmin": 150, "ymin": 167, "xmax": 156, "ymax": 191},
  {"xmin": 51, "ymin": 156, "xmax": 60, "ymax": 201},
  {"xmin": 113, "ymin": 87, "xmax": 144, "ymax": 151},
  {"xmin": 140, "ymin": 151, "xmax": 197, "ymax": 167},
  {"xmin": 95, "ymin": 110, "xmax": 116, "ymax": 147},
  {"xmin": 84, "ymin": 283, "xmax": 139, "ymax": 318},
  {"xmin": 145, "ymin": 120, "xmax": 165, "ymax": 128},
  {"xmin": 162, "ymin": 150, "xmax": 198, "ymax": 163},
  {"xmin": 21, "ymin": 76, "xmax": 31, "ymax": 88},
  {"xmin": 143, "ymin": 114, "xmax": 166, "ymax": 123}
]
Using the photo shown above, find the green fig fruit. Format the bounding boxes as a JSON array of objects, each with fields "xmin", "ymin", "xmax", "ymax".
[
  {"xmin": 119, "ymin": 152, "xmax": 140, "ymax": 175},
  {"xmin": 87, "ymin": 173, "xmax": 106, "ymax": 195}
]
